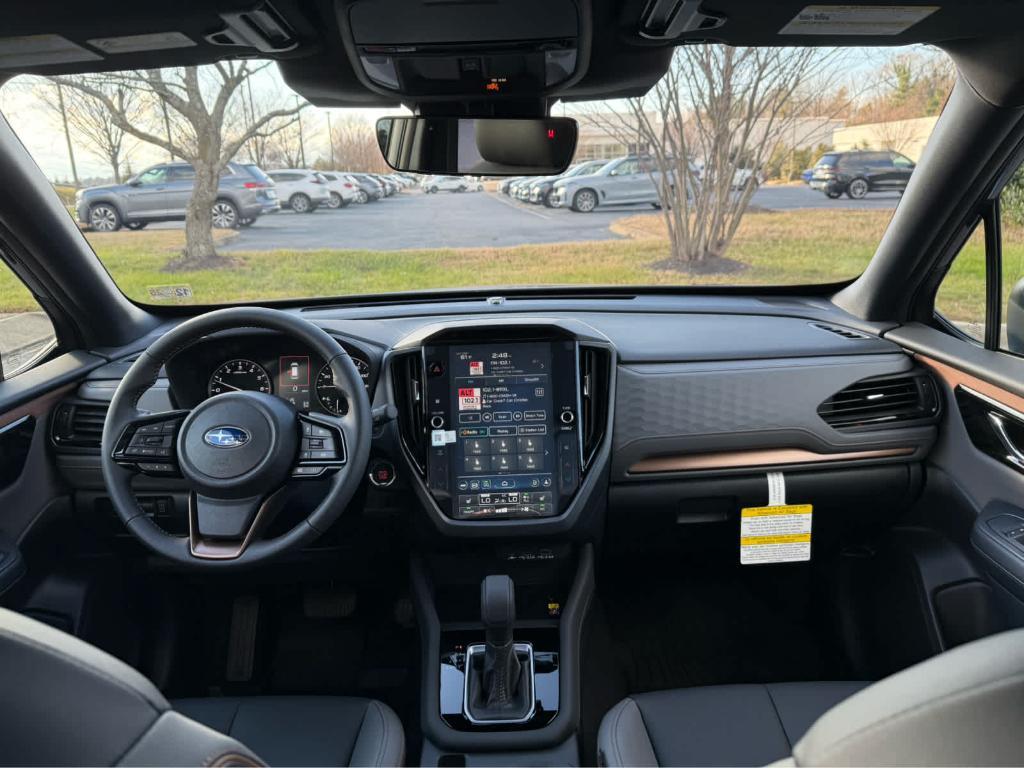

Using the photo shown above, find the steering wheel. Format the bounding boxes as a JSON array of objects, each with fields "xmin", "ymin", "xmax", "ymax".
[{"xmin": 100, "ymin": 307, "xmax": 372, "ymax": 568}]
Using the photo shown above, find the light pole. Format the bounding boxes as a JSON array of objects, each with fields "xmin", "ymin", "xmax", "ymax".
[
  {"xmin": 295, "ymin": 95, "xmax": 306, "ymax": 167},
  {"xmin": 55, "ymin": 84, "xmax": 79, "ymax": 186},
  {"xmin": 327, "ymin": 111, "xmax": 335, "ymax": 169}
]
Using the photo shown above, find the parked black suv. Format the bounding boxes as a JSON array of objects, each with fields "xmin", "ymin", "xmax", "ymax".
[{"xmin": 809, "ymin": 150, "xmax": 915, "ymax": 199}]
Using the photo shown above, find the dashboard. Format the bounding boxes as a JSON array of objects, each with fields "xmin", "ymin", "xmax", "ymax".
[{"xmin": 55, "ymin": 295, "xmax": 944, "ymax": 540}]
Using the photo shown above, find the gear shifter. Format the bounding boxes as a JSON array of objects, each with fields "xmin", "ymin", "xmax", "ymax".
[
  {"xmin": 481, "ymin": 574, "xmax": 521, "ymax": 706},
  {"xmin": 464, "ymin": 574, "xmax": 534, "ymax": 724}
]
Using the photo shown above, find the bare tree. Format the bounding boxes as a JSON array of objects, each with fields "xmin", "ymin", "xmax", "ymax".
[
  {"xmin": 262, "ymin": 119, "xmax": 307, "ymax": 169},
  {"xmin": 52, "ymin": 63, "xmax": 305, "ymax": 269},
  {"xmin": 587, "ymin": 46, "xmax": 846, "ymax": 269},
  {"xmin": 324, "ymin": 116, "xmax": 388, "ymax": 172},
  {"xmin": 41, "ymin": 77, "xmax": 141, "ymax": 183}
]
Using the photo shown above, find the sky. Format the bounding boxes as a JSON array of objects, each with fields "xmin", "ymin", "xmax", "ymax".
[
  {"xmin": 0, "ymin": 71, "xmax": 400, "ymax": 181},
  {"xmin": 0, "ymin": 47, "xmax": 917, "ymax": 182}
]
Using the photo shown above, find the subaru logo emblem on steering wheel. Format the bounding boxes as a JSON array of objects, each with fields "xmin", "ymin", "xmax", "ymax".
[{"xmin": 203, "ymin": 426, "xmax": 251, "ymax": 448}]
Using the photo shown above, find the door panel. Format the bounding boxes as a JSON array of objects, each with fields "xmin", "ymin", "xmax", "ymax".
[
  {"xmin": 0, "ymin": 354, "xmax": 101, "ymax": 548},
  {"xmin": 889, "ymin": 322, "xmax": 1024, "ymax": 623}
]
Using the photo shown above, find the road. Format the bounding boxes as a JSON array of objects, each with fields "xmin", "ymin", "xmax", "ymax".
[{"xmin": 148, "ymin": 185, "xmax": 901, "ymax": 252}]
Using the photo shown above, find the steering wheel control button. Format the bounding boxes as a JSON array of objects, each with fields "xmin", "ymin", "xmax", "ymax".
[
  {"xmin": 369, "ymin": 460, "xmax": 396, "ymax": 487},
  {"xmin": 137, "ymin": 462, "xmax": 177, "ymax": 475},
  {"xmin": 292, "ymin": 414, "xmax": 348, "ymax": 479}
]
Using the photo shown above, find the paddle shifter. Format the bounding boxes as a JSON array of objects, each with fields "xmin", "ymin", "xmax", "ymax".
[{"xmin": 464, "ymin": 575, "xmax": 535, "ymax": 724}]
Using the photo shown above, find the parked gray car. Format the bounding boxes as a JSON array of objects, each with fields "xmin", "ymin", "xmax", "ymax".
[
  {"xmin": 550, "ymin": 156, "xmax": 671, "ymax": 212},
  {"xmin": 75, "ymin": 161, "xmax": 279, "ymax": 231}
]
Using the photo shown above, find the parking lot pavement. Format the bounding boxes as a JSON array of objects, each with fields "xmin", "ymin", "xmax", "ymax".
[
  {"xmin": 148, "ymin": 185, "xmax": 899, "ymax": 253},
  {"xmin": 216, "ymin": 191, "xmax": 626, "ymax": 252},
  {"xmin": 752, "ymin": 184, "xmax": 901, "ymax": 210}
]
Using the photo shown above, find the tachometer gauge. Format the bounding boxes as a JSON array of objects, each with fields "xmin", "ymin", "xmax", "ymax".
[
  {"xmin": 208, "ymin": 359, "xmax": 272, "ymax": 397},
  {"xmin": 316, "ymin": 358, "xmax": 370, "ymax": 415}
]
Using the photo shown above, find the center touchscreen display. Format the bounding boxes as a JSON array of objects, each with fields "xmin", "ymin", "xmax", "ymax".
[{"xmin": 449, "ymin": 343, "xmax": 556, "ymax": 518}]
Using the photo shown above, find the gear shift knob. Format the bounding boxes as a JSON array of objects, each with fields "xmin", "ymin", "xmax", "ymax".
[{"xmin": 481, "ymin": 574, "xmax": 515, "ymax": 647}]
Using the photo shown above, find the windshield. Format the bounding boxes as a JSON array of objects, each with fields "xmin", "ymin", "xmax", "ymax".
[{"xmin": 0, "ymin": 45, "xmax": 950, "ymax": 306}]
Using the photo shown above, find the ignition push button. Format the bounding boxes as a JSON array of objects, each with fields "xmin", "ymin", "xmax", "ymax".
[{"xmin": 369, "ymin": 459, "xmax": 397, "ymax": 487}]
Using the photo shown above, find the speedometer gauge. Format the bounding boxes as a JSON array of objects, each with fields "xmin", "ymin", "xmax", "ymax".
[
  {"xmin": 208, "ymin": 359, "xmax": 272, "ymax": 397},
  {"xmin": 316, "ymin": 358, "xmax": 370, "ymax": 415}
]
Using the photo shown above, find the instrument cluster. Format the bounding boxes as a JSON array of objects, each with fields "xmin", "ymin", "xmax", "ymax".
[
  {"xmin": 164, "ymin": 333, "xmax": 375, "ymax": 416},
  {"xmin": 207, "ymin": 355, "xmax": 371, "ymax": 415}
]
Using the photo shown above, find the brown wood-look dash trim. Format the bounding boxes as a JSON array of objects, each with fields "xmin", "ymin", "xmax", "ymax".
[
  {"xmin": 916, "ymin": 354, "xmax": 1024, "ymax": 414},
  {"xmin": 628, "ymin": 446, "xmax": 916, "ymax": 474},
  {"xmin": 0, "ymin": 382, "xmax": 76, "ymax": 429}
]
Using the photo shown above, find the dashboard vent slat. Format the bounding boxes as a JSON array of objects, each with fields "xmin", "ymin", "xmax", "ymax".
[
  {"xmin": 818, "ymin": 374, "xmax": 939, "ymax": 430},
  {"xmin": 579, "ymin": 346, "xmax": 611, "ymax": 470},
  {"xmin": 810, "ymin": 322, "xmax": 871, "ymax": 340},
  {"xmin": 392, "ymin": 352, "xmax": 427, "ymax": 474},
  {"xmin": 51, "ymin": 401, "xmax": 109, "ymax": 450}
]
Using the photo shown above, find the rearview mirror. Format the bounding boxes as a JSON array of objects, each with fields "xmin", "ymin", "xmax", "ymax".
[{"xmin": 375, "ymin": 117, "xmax": 578, "ymax": 176}]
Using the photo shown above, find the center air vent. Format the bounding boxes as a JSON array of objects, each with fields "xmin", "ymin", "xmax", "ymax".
[
  {"xmin": 579, "ymin": 345, "xmax": 611, "ymax": 469},
  {"xmin": 818, "ymin": 373, "xmax": 939, "ymax": 430},
  {"xmin": 51, "ymin": 400, "xmax": 108, "ymax": 450},
  {"xmin": 392, "ymin": 352, "xmax": 427, "ymax": 474}
]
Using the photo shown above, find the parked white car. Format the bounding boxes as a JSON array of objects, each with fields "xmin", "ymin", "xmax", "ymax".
[
  {"xmin": 424, "ymin": 176, "xmax": 469, "ymax": 193},
  {"xmin": 264, "ymin": 169, "xmax": 331, "ymax": 213},
  {"xmin": 318, "ymin": 172, "xmax": 360, "ymax": 208}
]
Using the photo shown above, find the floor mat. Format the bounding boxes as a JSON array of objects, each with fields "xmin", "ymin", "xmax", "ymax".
[{"xmin": 601, "ymin": 559, "xmax": 847, "ymax": 694}]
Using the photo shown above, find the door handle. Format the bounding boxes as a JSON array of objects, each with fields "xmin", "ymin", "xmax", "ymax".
[{"xmin": 987, "ymin": 411, "xmax": 1024, "ymax": 470}]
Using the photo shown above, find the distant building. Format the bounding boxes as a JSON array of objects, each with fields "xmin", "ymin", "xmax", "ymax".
[
  {"xmin": 832, "ymin": 116, "xmax": 940, "ymax": 162},
  {"xmin": 570, "ymin": 111, "xmax": 844, "ymax": 162}
]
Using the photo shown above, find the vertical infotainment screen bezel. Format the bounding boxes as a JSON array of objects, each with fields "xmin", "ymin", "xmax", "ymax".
[{"xmin": 421, "ymin": 338, "xmax": 580, "ymax": 521}]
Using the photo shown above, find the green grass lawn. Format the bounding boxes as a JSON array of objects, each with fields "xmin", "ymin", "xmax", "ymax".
[{"xmin": 0, "ymin": 209, "xmax": 1000, "ymax": 324}]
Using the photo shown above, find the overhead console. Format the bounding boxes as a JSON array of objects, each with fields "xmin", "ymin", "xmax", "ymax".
[
  {"xmin": 391, "ymin": 321, "xmax": 613, "ymax": 535},
  {"xmin": 340, "ymin": 0, "xmax": 587, "ymax": 103}
]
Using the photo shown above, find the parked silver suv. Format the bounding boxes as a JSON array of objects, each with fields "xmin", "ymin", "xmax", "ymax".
[{"xmin": 75, "ymin": 161, "xmax": 280, "ymax": 232}]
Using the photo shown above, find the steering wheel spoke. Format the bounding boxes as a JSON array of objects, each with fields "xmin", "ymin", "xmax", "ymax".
[
  {"xmin": 111, "ymin": 409, "xmax": 189, "ymax": 478},
  {"xmin": 188, "ymin": 488, "xmax": 288, "ymax": 560},
  {"xmin": 293, "ymin": 412, "xmax": 348, "ymax": 479}
]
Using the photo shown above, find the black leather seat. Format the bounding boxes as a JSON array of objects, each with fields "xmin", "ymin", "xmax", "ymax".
[
  {"xmin": 0, "ymin": 607, "xmax": 405, "ymax": 767},
  {"xmin": 600, "ymin": 629, "xmax": 1024, "ymax": 766},
  {"xmin": 598, "ymin": 682, "xmax": 868, "ymax": 767},
  {"xmin": 174, "ymin": 696, "xmax": 404, "ymax": 767}
]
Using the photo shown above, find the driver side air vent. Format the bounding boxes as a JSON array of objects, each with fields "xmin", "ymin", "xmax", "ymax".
[
  {"xmin": 392, "ymin": 352, "xmax": 427, "ymax": 474},
  {"xmin": 51, "ymin": 400, "xmax": 109, "ymax": 450},
  {"xmin": 818, "ymin": 373, "xmax": 939, "ymax": 431}
]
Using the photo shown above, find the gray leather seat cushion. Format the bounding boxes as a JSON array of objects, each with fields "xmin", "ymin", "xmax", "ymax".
[
  {"xmin": 174, "ymin": 696, "xmax": 405, "ymax": 767},
  {"xmin": 598, "ymin": 682, "xmax": 868, "ymax": 767}
]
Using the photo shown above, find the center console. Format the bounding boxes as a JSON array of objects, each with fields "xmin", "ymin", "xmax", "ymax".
[
  {"xmin": 422, "ymin": 339, "xmax": 580, "ymax": 521},
  {"xmin": 390, "ymin": 321, "xmax": 614, "ymax": 763}
]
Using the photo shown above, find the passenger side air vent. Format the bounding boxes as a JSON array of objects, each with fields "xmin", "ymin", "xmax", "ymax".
[
  {"xmin": 392, "ymin": 352, "xmax": 427, "ymax": 474},
  {"xmin": 818, "ymin": 373, "xmax": 939, "ymax": 430},
  {"xmin": 579, "ymin": 345, "xmax": 611, "ymax": 469},
  {"xmin": 810, "ymin": 322, "xmax": 871, "ymax": 340},
  {"xmin": 51, "ymin": 400, "xmax": 109, "ymax": 450}
]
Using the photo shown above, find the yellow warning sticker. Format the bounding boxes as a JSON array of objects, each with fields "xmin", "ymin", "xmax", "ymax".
[{"xmin": 740, "ymin": 504, "xmax": 812, "ymax": 565}]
